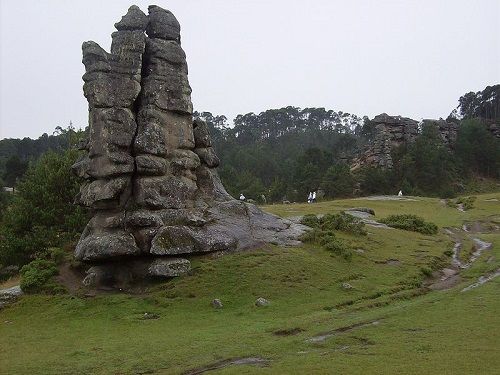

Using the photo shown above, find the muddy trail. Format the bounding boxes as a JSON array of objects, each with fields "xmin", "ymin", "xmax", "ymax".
[{"xmin": 429, "ymin": 225, "xmax": 494, "ymax": 291}]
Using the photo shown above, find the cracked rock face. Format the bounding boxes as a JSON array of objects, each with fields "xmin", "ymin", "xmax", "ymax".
[
  {"xmin": 73, "ymin": 5, "xmax": 308, "ymax": 286},
  {"xmin": 351, "ymin": 113, "xmax": 419, "ymax": 170}
]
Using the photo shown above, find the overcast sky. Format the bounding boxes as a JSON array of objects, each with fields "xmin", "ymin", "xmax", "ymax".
[{"xmin": 1, "ymin": 0, "xmax": 499, "ymax": 139}]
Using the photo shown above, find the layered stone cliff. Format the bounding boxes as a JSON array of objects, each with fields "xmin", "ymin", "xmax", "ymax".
[
  {"xmin": 72, "ymin": 5, "xmax": 307, "ymax": 286},
  {"xmin": 351, "ymin": 113, "xmax": 419, "ymax": 170},
  {"xmin": 351, "ymin": 113, "xmax": 499, "ymax": 171}
]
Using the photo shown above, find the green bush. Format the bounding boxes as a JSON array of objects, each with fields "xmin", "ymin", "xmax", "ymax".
[
  {"xmin": 20, "ymin": 259, "xmax": 59, "ymax": 293},
  {"xmin": 323, "ymin": 237, "xmax": 353, "ymax": 261},
  {"xmin": 301, "ymin": 212, "xmax": 366, "ymax": 236},
  {"xmin": 300, "ymin": 214, "xmax": 320, "ymax": 228},
  {"xmin": 456, "ymin": 196, "xmax": 476, "ymax": 210},
  {"xmin": 379, "ymin": 214, "xmax": 438, "ymax": 235},
  {"xmin": 300, "ymin": 213, "xmax": 362, "ymax": 261}
]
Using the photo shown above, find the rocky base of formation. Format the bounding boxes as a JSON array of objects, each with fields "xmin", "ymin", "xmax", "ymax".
[{"xmin": 73, "ymin": 5, "xmax": 307, "ymax": 288}]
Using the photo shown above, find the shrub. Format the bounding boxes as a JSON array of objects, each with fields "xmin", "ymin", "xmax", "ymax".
[
  {"xmin": 300, "ymin": 214, "xmax": 320, "ymax": 228},
  {"xmin": 420, "ymin": 266, "xmax": 433, "ymax": 277},
  {"xmin": 301, "ymin": 212, "xmax": 366, "ymax": 236},
  {"xmin": 456, "ymin": 196, "xmax": 476, "ymax": 210},
  {"xmin": 20, "ymin": 259, "xmax": 59, "ymax": 293},
  {"xmin": 300, "ymin": 213, "xmax": 361, "ymax": 261},
  {"xmin": 379, "ymin": 214, "xmax": 438, "ymax": 235},
  {"xmin": 324, "ymin": 237, "xmax": 353, "ymax": 261}
]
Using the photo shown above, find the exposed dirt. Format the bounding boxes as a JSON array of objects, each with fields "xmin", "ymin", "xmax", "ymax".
[
  {"xmin": 306, "ymin": 320, "xmax": 381, "ymax": 343},
  {"xmin": 462, "ymin": 220, "xmax": 500, "ymax": 234},
  {"xmin": 374, "ymin": 259, "xmax": 401, "ymax": 266},
  {"xmin": 56, "ymin": 264, "xmax": 86, "ymax": 294},
  {"xmin": 273, "ymin": 327, "xmax": 304, "ymax": 336},
  {"xmin": 462, "ymin": 269, "xmax": 500, "ymax": 292},
  {"xmin": 182, "ymin": 357, "xmax": 270, "ymax": 374},
  {"xmin": 429, "ymin": 225, "xmax": 493, "ymax": 290},
  {"xmin": 0, "ymin": 276, "xmax": 20, "ymax": 289}
]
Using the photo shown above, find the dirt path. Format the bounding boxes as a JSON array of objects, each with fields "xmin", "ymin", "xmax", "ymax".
[
  {"xmin": 430, "ymin": 226, "xmax": 493, "ymax": 290},
  {"xmin": 306, "ymin": 320, "xmax": 382, "ymax": 343},
  {"xmin": 462, "ymin": 269, "xmax": 500, "ymax": 292}
]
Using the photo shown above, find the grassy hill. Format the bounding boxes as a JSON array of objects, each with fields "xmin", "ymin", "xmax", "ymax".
[{"xmin": 0, "ymin": 193, "xmax": 499, "ymax": 374}]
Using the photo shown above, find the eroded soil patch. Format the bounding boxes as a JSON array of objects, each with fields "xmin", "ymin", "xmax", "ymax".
[
  {"xmin": 183, "ymin": 357, "xmax": 270, "ymax": 374},
  {"xmin": 306, "ymin": 320, "xmax": 381, "ymax": 343},
  {"xmin": 273, "ymin": 327, "xmax": 304, "ymax": 336}
]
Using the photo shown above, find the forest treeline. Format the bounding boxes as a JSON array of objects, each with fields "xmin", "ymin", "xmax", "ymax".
[
  {"xmin": 1, "ymin": 86, "xmax": 499, "ymax": 203},
  {"xmin": 0, "ymin": 86, "xmax": 498, "ymax": 267}
]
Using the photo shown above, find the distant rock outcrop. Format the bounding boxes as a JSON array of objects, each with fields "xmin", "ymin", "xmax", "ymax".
[
  {"xmin": 351, "ymin": 113, "xmax": 419, "ymax": 170},
  {"xmin": 351, "ymin": 112, "xmax": 499, "ymax": 171},
  {"xmin": 73, "ymin": 5, "xmax": 307, "ymax": 287}
]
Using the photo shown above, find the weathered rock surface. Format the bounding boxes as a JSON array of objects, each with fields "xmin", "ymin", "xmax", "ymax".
[
  {"xmin": 255, "ymin": 297, "xmax": 270, "ymax": 306},
  {"xmin": 351, "ymin": 113, "xmax": 418, "ymax": 170},
  {"xmin": 72, "ymin": 5, "xmax": 307, "ymax": 287},
  {"xmin": 351, "ymin": 113, "xmax": 498, "ymax": 171},
  {"xmin": 0, "ymin": 285, "xmax": 22, "ymax": 310}
]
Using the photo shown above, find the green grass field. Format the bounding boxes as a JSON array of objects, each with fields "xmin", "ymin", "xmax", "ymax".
[{"xmin": 1, "ymin": 193, "xmax": 499, "ymax": 374}]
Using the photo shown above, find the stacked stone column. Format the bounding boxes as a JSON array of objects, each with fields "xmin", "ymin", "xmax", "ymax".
[{"xmin": 72, "ymin": 5, "xmax": 307, "ymax": 286}]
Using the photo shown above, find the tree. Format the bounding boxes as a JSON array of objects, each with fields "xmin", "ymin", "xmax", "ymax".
[
  {"xmin": 455, "ymin": 119, "xmax": 500, "ymax": 178},
  {"xmin": 320, "ymin": 163, "xmax": 354, "ymax": 198},
  {"xmin": 3, "ymin": 155, "xmax": 28, "ymax": 187},
  {"xmin": 404, "ymin": 124, "xmax": 457, "ymax": 196},
  {"xmin": 0, "ymin": 150, "xmax": 88, "ymax": 266}
]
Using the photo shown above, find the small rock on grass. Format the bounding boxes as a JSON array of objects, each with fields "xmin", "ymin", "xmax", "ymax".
[
  {"xmin": 211, "ymin": 298, "xmax": 223, "ymax": 308},
  {"xmin": 341, "ymin": 282, "xmax": 353, "ymax": 290},
  {"xmin": 141, "ymin": 312, "xmax": 160, "ymax": 320},
  {"xmin": 255, "ymin": 297, "xmax": 270, "ymax": 307}
]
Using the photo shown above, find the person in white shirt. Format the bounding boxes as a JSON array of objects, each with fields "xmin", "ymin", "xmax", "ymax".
[
  {"xmin": 398, "ymin": 190, "xmax": 403, "ymax": 196},
  {"xmin": 312, "ymin": 191, "xmax": 317, "ymax": 203},
  {"xmin": 307, "ymin": 192, "xmax": 313, "ymax": 203},
  {"xmin": 239, "ymin": 193, "xmax": 246, "ymax": 201}
]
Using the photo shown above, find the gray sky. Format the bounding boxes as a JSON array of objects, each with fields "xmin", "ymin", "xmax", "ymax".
[{"xmin": 1, "ymin": 0, "xmax": 499, "ymax": 139}]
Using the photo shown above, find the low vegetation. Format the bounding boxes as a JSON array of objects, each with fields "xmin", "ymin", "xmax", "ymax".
[
  {"xmin": 300, "ymin": 212, "xmax": 366, "ymax": 260},
  {"xmin": 0, "ymin": 193, "xmax": 499, "ymax": 374},
  {"xmin": 20, "ymin": 259, "xmax": 59, "ymax": 293},
  {"xmin": 379, "ymin": 214, "xmax": 438, "ymax": 235}
]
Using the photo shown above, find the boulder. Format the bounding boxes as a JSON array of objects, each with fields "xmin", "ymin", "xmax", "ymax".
[
  {"xmin": 148, "ymin": 258, "xmax": 191, "ymax": 277},
  {"xmin": 75, "ymin": 231, "xmax": 141, "ymax": 261},
  {"xmin": 146, "ymin": 5, "xmax": 181, "ymax": 42},
  {"xmin": 114, "ymin": 5, "xmax": 148, "ymax": 31},
  {"xmin": 255, "ymin": 297, "xmax": 270, "ymax": 307},
  {"xmin": 211, "ymin": 299, "xmax": 223, "ymax": 309}
]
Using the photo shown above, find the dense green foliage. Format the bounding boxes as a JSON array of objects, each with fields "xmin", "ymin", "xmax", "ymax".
[
  {"xmin": 300, "ymin": 212, "xmax": 366, "ymax": 260},
  {"xmin": 196, "ymin": 103, "xmax": 499, "ymax": 202},
  {"xmin": 379, "ymin": 214, "xmax": 438, "ymax": 235},
  {"xmin": 19, "ymin": 258, "xmax": 59, "ymax": 293},
  {"xmin": 0, "ymin": 125, "xmax": 80, "ymax": 183},
  {"xmin": 0, "ymin": 149, "xmax": 87, "ymax": 266}
]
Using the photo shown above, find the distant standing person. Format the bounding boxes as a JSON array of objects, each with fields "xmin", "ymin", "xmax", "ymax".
[
  {"xmin": 312, "ymin": 191, "xmax": 317, "ymax": 203},
  {"xmin": 398, "ymin": 190, "xmax": 403, "ymax": 197},
  {"xmin": 308, "ymin": 192, "xmax": 313, "ymax": 203},
  {"xmin": 239, "ymin": 193, "xmax": 246, "ymax": 201}
]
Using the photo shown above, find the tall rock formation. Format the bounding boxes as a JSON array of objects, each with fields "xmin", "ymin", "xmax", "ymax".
[
  {"xmin": 73, "ymin": 5, "xmax": 307, "ymax": 286},
  {"xmin": 351, "ymin": 114, "xmax": 419, "ymax": 170}
]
